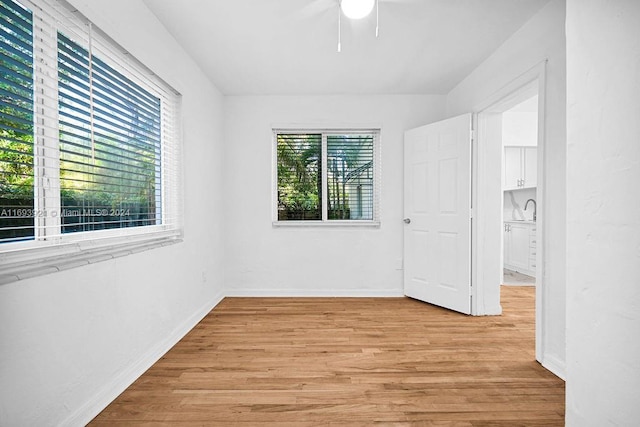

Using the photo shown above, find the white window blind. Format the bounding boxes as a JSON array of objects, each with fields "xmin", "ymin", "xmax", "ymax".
[
  {"xmin": 0, "ymin": 0, "xmax": 182, "ymax": 261},
  {"xmin": 326, "ymin": 133, "xmax": 375, "ymax": 221},
  {"xmin": 0, "ymin": 0, "xmax": 34, "ymax": 242},
  {"xmin": 57, "ymin": 32, "xmax": 163, "ymax": 233},
  {"xmin": 274, "ymin": 130, "xmax": 379, "ymax": 224}
]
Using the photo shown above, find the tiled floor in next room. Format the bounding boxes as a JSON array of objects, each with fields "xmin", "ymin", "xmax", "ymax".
[{"xmin": 503, "ymin": 268, "xmax": 535, "ymax": 286}]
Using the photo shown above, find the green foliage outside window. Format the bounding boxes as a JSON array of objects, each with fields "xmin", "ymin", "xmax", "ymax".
[
  {"xmin": 277, "ymin": 134, "xmax": 322, "ymax": 220},
  {"xmin": 276, "ymin": 132, "xmax": 375, "ymax": 222},
  {"xmin": 0, "ymin": 0, "xmax": 34, "ymax": 241}
]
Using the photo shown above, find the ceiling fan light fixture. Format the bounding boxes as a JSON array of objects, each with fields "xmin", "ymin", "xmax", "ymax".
[{"xmin": 341, "ymin": 0, "xmax": 375, "ymax": 20}]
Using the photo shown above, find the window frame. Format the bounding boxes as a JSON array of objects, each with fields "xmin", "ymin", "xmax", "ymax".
[
  {"xmin": 272, "ymin": 128, "xmax": 381, "ymax": 227},
  {"xmin": 0, "ymin": 0, "xmax": 182, "ymax": 284}
]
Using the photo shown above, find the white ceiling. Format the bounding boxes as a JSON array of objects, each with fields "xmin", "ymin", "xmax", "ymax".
[{"xmin": 143, "ymin": 0, "xmax": 551, "ymax": 95}]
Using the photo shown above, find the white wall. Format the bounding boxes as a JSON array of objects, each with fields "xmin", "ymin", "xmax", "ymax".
[
  {"xmin": 565, "ymin": 1, "xmax": 640, "ymax": 424},
  {"xmin": 502, "ymin": 112, "xmax": 538, "ymax": 146},
  {"xmin": 446, "ymin": 0, "xmax": 566, "ymax": 377},
  {"xmin": 223, "ymin": 95, "xmax": 445, "ymax": 296},
  {"xmin": 0, "ymin": 1, "xmax": 226, "ymax": 425}
]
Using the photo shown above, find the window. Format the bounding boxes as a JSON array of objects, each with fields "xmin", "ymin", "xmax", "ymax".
[
  {"xmin": 57, "ymin": 33, "xmax": 163, "ymax": 233},
  {"xmin": 275, "ymin": 130, "xmax": 379, "ymax": 224},
  {"xmin": 0, "ymin": 0, "xmax": 181, "ymax": 270}
]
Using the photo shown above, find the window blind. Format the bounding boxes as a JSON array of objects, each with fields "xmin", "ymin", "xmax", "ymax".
[
  {"xmin": 57, "ymin": 32, "xmax": 162, "ymax": 233},
  {"xmin": 0, "ymin": 0, "xmax": 182, "ymax": 250},
  {"xmin": 0, "ymin": 0, "xmax": 34, "ymax": 243},
  {"xmin": 327, "ymin": 134, "xmax": 374, "ymax": 220}
]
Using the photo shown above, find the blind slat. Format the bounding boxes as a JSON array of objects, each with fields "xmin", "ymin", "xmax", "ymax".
[
  {"xmin": 58, "ymin": 33, "xmax": 162, "ymax": 112},
  {"xmin": 57, "ymin": 69, "xmax": 162, "ymax": 126},
  {"xmin": 0, "ymin": 28, "xmax": 33, "ymax": 58},
  {"xmin": 58, "ymin": 54, "xmax": 163, "ymax": 126},
  {"xmin": 59, "ymin": 133, "xmax": 157, "ymax": 166},
  {"xmin": 58, "ymin": 105, "xmax": 159, "ymax": 153}
]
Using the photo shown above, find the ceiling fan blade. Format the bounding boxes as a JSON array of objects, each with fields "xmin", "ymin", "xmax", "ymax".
[{"xmin": 293, "ymin": 0, "xmax": 337, "ymax": 20}]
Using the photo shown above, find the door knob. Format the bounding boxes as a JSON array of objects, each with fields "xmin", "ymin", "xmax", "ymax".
[{"xmin": 403, "ymin": 218, "xmax": 411, "ymax": 224}]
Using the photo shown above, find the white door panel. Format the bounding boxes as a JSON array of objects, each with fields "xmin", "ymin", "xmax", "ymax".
[{"xmin": 403, "ymin": 114, "xmax": 472, "ymax": 314}]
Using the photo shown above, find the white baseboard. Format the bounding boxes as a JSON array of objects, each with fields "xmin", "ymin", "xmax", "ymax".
[
  {"xmin": 60, "ymin": 290, "xmax": 225, "ymax": 427},
  {"xmin": 226, "ymin": 288, "xmax": 404, "ymax": 298},
  {"xmin": 541, "ymin": 353, "xmax": 566, "ymax": 381}
]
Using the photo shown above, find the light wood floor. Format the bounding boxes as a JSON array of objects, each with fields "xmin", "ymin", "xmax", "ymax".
[{"xmin": 91, "ymin": 286, "xmax": 565, "ymax": 426}]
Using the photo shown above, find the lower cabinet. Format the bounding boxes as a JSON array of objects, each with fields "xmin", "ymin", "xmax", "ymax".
[{"xmin": 504, "ymin": 221, "xmax": 536, "ymax": 276}]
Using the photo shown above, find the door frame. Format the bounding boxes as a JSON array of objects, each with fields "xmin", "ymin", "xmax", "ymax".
[{"xmin": 472, "ymin": 61, "xmax": 547, "ymax": 362}]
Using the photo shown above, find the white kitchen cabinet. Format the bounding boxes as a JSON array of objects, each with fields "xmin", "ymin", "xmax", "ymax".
[
  {"xmin": 523, "ymin": 147, "xmax": 537, "ymax": 188},
  {"xmin": 504, "ymin": 147, "xmax": 522, "ymax": 189},
  {"xmin": 503, "ymin": 146, "xmax": 537, "ymax": 190},
  {"xmin": 528, "ymin": 231, "xmax": 537, "ymax": 273},
  {"xmin": 504, "ymin": 221, "xmax": 536, "ymax": 277}
]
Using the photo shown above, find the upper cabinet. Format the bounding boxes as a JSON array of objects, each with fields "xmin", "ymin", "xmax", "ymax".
[
  {"xmin": 504, "ymin": 146, "xmax": 537, "ymax": 190},
  {"xmin": 522, "ymin": 147, "xmax": 537, "ymax": 188}
]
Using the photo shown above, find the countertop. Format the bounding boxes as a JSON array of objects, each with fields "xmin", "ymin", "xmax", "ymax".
[{"xmin": 504, "ymin": 219, "xmax": 536, "ymax": 225}]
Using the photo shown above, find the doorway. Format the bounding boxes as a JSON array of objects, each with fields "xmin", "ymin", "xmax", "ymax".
[
  {"xmin": 473, "ymin": 66, "xmax": 546, "ymax": 363},
  {"xmin": 402, "ymin": 62, "xmax": 548, "ymax": 364},
  {"xmin": 501, "ymin": 94, "xmax": 538, "ymax": 288}
]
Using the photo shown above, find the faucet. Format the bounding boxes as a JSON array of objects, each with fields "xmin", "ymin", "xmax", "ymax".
[{"xmin": 525, "ymin": 199, "xmax": 537, "ymax": 222}]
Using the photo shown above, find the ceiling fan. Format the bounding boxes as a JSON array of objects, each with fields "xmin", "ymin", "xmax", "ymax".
[
  {"xmin": 337, "ymin": 0, "xmax": 378, "ymax": 52},
  {"xmin": 296, "ymin": 0, "xmax": 414, "ymax": 52}
]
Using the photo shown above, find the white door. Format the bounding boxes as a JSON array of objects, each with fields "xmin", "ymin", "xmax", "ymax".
[{"xmin": 403, "ymin": 114, "xmax": 472, "ymax": 314}]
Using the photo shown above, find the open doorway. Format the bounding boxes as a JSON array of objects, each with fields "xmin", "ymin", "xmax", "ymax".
[
  {"xmin": 473, "ymin": 66, "xmax": 546, "ymax": 363},
  {"xmin": 501, "ymin": 94, "xmax": 538, "ymax": 288}
]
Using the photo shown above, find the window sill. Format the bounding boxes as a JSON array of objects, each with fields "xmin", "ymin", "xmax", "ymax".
[
  {"xmin": 272, "ymin": 220, "xmax": 381, "ymax": 228},
  {"xmin": 0, "ymin": 232, "xmax": 182, "ymax": 285}
]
